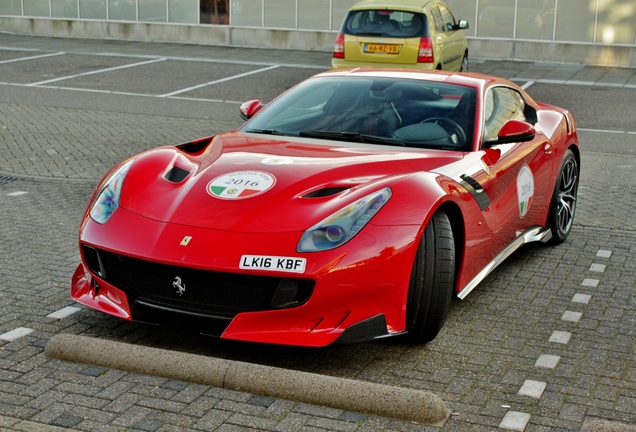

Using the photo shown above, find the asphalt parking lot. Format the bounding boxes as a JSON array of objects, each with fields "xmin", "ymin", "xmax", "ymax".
[{"xmin": 0, "ymin": 32, "xmax": 635, "ymax": 432}]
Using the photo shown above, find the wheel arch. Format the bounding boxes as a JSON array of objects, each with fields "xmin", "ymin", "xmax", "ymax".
[{"xmin": 568, "ymin": 143, "xmax": 581, "ymax": 170}]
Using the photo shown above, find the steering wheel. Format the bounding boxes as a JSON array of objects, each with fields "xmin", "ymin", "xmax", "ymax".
[{"xmin": 421, "ymin": 117, "xmax": 467, "ymax": 147}]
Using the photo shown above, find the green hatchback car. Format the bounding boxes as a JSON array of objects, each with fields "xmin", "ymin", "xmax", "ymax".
[{"xmin": 332, "ymin": 0, "xmax": 469, "ymax": 71}]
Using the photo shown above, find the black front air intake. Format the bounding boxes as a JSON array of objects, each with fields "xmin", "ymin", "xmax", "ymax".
[{"xmin": 81, "ymin": 245, "xmax": 314, "ymax": 319}]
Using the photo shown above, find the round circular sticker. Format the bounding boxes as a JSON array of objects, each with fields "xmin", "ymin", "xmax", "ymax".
[
  {"xmin": 517, "ymin": 165, "xmax": 534, "ymax": 217},
  {"xmin": 207, "ymin": 171, "xmax": 276, "ymax": 200}
]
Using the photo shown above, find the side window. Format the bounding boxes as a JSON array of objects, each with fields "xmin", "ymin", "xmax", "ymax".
[
  {"xmin": 438, "ymin": 5, "xmax": 456, "ymax": 32},
  {"xmin": 483, "ymin": 87, "xmax": 527, "ymax": 142},
  {"xmin": 430, "ymin": 7, "xmax": 444, "ymax": 32}
]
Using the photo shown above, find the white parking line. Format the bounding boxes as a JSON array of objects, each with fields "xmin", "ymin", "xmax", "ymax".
[
  {"xmin": 0, "ymin": 327, "xmax": 34, "ymax": 341},
  {"xmin": 47, "ymin": 306, "xmax": 82, "ymax": 319},
  {"xmin": 2, "ymin": 82, "xmax": 246, "ymax": 104},
  {"xmin": 549, "ymin": 330, "xmax": 571, "ymax": 344},
  {"xmin": 506, "ymin": 247, "xmax": 614, "ymax": 430},
  {"xmin": 589, "ymin": 263, "xmax": 606, "ymax": 273},
  {"xmin": 0, "ymin": 45, "xmax": 327, "ymax": 69},
  {"xmin": 572, "ymin": 293, "xmax": 591, "ymax": 304},
  {"xmin": 518, "ymin": 380, "xmax": 547, "ymax": 399},
  {"xmin": 513, "ymin": 78, "xmax": 636, "ymax": 89},
  {"xmin": 520, "ymin": 80, "xmax": 535, "ymax": 90},
  {"xmin": 159, "ymin": 65, "xmax": 281, "ymax": 97},
  {"xmin": 579, "ymin": 127, "xmax": 636, "ymax": 135},
  {"xmin": 0, "ymin": 51, "xmax": 65, "ymax": 64},
  {"xmin": 28, "ymin": 57, "xmax": 167, "ymax": 86},
  {"xmin": 535, "ymin": 354, "xmax": 560, "ymax": 369},
  {"xmin": 582, "ymin": 278, "xmax": 600, "ymax": 287},
  {"xmin": 499, "ymin": 411, "xmax": 531, "ymax": 431},
  {"xmin": 561, "ymin": 311, "xmax": 583, "ymax": 322}
]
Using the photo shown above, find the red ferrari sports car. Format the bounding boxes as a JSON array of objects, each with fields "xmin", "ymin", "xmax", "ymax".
[{"xmin": 71, "ymin": 68, "xmax": 580, "ymax": 347}]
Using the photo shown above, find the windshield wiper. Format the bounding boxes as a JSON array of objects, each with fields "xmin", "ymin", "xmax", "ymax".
[
  {"xmin": 298, "ymin": 130, "xmax": 404, "ymax": 146},
  {"xmin": 243, "ymin": 129, "xmax": 287, "ymax": 135}
]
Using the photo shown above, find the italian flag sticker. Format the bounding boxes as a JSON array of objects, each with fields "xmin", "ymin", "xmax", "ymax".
[
  {"xmin": 517, "ymin": 165, "xmax": 534, "ymax": 217},
  {"xmin": 207, "ymin": 171, "xmax": 276, "ymax": 200}
]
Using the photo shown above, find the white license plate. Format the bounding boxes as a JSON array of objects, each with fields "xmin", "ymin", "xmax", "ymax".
[{"xmin": 240, "ymin": 255, "xmax": 307, "ymax": 273}]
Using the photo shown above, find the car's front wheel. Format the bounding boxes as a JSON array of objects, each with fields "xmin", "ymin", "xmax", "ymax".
[
  {"xmin": 547, "ymin": 149, "xmax": 579, "ymax": 244},
  {"xmin": 406, "ymin": 211, "xmax": 455, "ymax": 342}
]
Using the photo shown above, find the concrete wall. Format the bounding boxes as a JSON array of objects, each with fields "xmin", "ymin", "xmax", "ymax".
[{"xmin": 1, "ymin": 17, "xmax": 635, "ymax": 68}]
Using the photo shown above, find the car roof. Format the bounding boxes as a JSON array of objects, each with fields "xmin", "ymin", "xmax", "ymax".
[
  {"xmin": 312, "ymin": 68, "xmax": 504, "ymax": 92},
  {"xmin": 350, "ymin": 0, "xmax": 437, "ymax": 13}
]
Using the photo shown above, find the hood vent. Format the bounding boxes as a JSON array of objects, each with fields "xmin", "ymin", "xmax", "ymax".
[
  {"xmin": 164, "ymin": 167, "xmax": 190, "ymax": 183},
  {"xmin": 303, "ymin": 187, "xmax": 349, "ymax": 198}
]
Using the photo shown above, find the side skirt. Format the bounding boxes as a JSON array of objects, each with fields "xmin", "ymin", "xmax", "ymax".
[{"xmin": 457, "ymin": 226, "xmax": 552, "ymax": 300}]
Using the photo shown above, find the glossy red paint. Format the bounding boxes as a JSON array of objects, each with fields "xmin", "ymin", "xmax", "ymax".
[{"xmin": 71, "ymin": 68, "xmax": 580, "ymax": 346}]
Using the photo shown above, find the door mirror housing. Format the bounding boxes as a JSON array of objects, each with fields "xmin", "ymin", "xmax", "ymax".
[
  {"xmin": 486, "ymin": 119, "xmax": 536, "ymax": 146},
  {"xmin": 457, "ymin": 19, "xmax": 469, "ymax": 30},
  {"xmin": 240, "ymin": 100, "xmax": 264, "ymax": 120}
]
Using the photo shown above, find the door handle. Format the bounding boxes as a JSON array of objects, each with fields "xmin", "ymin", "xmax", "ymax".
[{"xmin": 543, "ymin": 143, "xmax": 553, "ymax": 154}]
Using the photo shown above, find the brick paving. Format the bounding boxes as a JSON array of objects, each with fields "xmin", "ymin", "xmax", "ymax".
[{"xmin": 0, "ymin": 34, "xmax": 635, "ymax": 431}]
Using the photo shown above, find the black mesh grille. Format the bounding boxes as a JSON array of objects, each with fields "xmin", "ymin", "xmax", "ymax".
[{"xmin": 82, "ymin": 246, "xmax": 314, "ymax": 319}]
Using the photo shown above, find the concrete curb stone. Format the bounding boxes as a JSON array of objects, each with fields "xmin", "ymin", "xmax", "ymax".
[{"xmin": 45, "ymin": 333, "xmax": 452, "ymax": 426}]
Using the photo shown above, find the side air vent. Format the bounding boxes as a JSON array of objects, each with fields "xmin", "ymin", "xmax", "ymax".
[
  {"xmin": 164, "ymin": 167, "xmax": 190, "ymax": 183},
  {"xmin": 302, "ymin": 187, "xmax": 349, "ymax": 198},
  {"xmin": 176, "ymin": 139, "xmax": 210, "ymax": 155}
]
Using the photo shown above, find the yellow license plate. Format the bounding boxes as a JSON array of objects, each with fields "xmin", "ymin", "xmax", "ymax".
[{"xmin": 364, "ymin": 44, "xmax": 399, "ymax": 54}]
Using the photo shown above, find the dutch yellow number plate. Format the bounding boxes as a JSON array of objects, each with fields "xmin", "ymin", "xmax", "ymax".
[{"xmin": 364, "ymin": 44, "xmax": 399, "ymax": 54}]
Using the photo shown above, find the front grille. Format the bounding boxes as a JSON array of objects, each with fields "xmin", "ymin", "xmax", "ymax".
[{"xmin": 82, "ymin": 246, "xmax": 314, "ymax": 319}]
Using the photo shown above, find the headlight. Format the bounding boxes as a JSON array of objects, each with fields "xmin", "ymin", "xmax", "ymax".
[
  {"xmin": 297, "ymin": 187, "xmax": 392, "ymax": 252},
  {"xmin": 89, "ymin": 160, "xmax": 133, "ymax": 224}
]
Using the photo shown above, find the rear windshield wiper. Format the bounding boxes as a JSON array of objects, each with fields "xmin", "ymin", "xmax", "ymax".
[{"xmin": 298, "ymin": 130, "xmax": 404, "ymax": 146}]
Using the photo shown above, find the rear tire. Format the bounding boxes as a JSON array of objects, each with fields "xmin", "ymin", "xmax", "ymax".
[
  {"xmin": 460, "ymin": 53, "xmax": 468, "ymax": 72},
  {"xmin": 547, "ymin": 149, "xmax": 578, "ymax": 244},
  {"xmin": 406, "ymin": 211, "xmax": 455, "ymax": 342}
]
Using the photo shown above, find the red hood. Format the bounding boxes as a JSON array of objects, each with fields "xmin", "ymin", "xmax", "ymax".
[{"xmin": 118, "ymin": 132, "xmax": 462, "ymax": 232}]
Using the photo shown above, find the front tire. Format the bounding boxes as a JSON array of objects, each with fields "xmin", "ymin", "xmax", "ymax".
[
  {"xmin": 547, "ymin": 149, "xmax": 579, "ymax": 244},
  {"xmin": 406, "ymin": 211, "xmax": 455, "ymax": 342}
]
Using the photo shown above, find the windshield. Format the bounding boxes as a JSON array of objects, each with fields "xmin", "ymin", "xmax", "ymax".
[{"xmin": 240, "ymin": 76, "xmax": 477, "ymax": 151}]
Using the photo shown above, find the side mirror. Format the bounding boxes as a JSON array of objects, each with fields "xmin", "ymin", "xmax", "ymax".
[
  {"xmin": 486, "ymin": 119, "xmax": 536, "ymax": 146},
  {"xmin": 457, "ymin": 19, "xmax": 469, "ymax": 30},
  {"xmin": 239, "ymin": 99, "xmax": 264, "ymax": 121}
]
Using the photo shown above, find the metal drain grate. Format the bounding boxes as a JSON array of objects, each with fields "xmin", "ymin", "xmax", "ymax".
[{"xmin": 0, "ymin": 175, "xmax": 19, "ymax": 186}]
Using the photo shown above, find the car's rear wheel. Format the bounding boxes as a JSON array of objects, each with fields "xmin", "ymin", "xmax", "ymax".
[
  {"xmin": 406, "ymin": 211, "xmax": 455, "ymax": 342},
  {"xmin": 547, "ymin": 149, "xmax": 579, "ymax": 244},
  {"xmin": 460, "ymin": 52, "xmax": 468, "ymax": 72}
]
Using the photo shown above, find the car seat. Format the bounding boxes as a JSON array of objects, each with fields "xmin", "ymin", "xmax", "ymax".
[{"xmin": 365, "ymin": 102, "xmax": 402, "ymax": 137}]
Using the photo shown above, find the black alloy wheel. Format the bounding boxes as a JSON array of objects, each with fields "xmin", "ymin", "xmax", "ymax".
[{"xmin": 548, "ymin": 149, "xmax": 579, "ymax": 244}]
